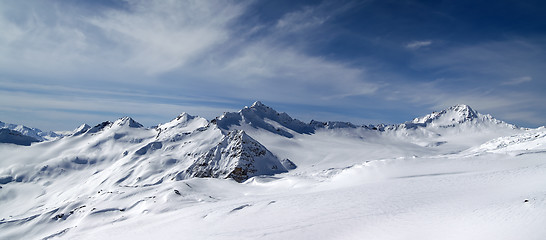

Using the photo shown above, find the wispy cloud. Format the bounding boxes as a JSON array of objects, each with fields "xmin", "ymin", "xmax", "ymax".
[
  {"xmin": 406, "ymin": 40, "xmax": 432, "ymax": 49},
  {"xmin": 0, "ymin": 1, "xmax": 378, "ymax": 129},
  {"xmin": 86, "ymin": 1, "xmax": 245, "ymax": 75},
  {"xmin": 274, "ymin": 1, "xmax": 355, "ymax": 33},
  {"xmin": 0, "ymin": 1, "xmax": 246, "ymax": 77},
  {"xmin": 218, "ymin": 42, "xmax": 376, "ymax": 102},
  {"xmin": 276, "ymin": 6, "xmax": 329, "ymax": 32},
  {"xmin": 501, "ymin": 76, "xmax": 533, "ymax": 85}
]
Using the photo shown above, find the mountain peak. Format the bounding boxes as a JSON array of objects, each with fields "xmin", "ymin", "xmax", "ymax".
[
  {"xmin": 115, "ymin": 117, "xmax": 143, "ymax": 128},
  {"xmin": 245, "ymin": 101, "xmax": 274, "ymax": 113},
  {"xmin": 411, "ymin": 104, "xmax": 479, "ymax": 125},
  {"xmin": 448, "ymin": 104, "xmax": 477, "ymax": 118},
  {"xmin": 407, "ymin": 104, "xmax": 513, "ymax": 129},
  {"xmin": 250, "ymin": 101, "xmax": 265, "ymax": 108},
  {"xmin": 215, "ymin": 101, "xmax": 314, "ymax": 138},
  {"xmin": 175, "ymin": 112, "xmax": 193, "ymax": 121}
]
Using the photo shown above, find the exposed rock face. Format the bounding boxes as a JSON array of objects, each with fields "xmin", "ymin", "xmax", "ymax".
[
  {"xmin": 186, "ymin": 130, "xmax": 287, "ymax": 182},
  {"xmin": 86, "ymin": 121, "xmax": 113, "ymax": 134}
]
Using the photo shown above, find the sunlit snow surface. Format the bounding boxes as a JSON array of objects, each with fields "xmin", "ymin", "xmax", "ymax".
[{"xmin": 1, "ymin": 104, "xmax": 546, "ymax": 240}]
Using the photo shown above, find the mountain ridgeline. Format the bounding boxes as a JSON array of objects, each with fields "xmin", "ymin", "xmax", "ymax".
[{"xmin": 0, "ymin": 102, "xmax": 522, "ymax": 184}]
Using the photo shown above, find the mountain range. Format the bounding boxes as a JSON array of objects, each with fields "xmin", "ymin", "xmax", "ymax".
[
  {"xmin": 0, "ymin": 102, "xmax": 531, "ymax": 183},
  {"xmin": 1, "ymin": 102, "xmax": 545, "ymax": 240}
]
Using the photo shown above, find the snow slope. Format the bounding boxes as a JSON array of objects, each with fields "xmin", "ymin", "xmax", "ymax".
[{"xmin": 1, "ymin": 102, "xmax": 545, "ymax": 240}]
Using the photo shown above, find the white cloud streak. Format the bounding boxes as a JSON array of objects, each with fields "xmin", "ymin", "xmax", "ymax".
[
  {"xmin": 501, "ymin": 76, "xmax": 532, "ymax": 85},
  {"xmin": 86, "ymin": 0, "xmax": 245, "ymax": 74},
  {"xmin": 276, "ymin": 6, "xmax": 329, "ymax": 33},
  {"xmin": 219, "ymin": 42, "xmax": 376, "ymax": 100},
  {"xmin": 406, "ymin": 40, "xmax": 432, "ymax": 49}
]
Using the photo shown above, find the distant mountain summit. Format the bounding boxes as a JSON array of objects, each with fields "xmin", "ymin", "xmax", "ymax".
[
  {"xmin": 406, "ymin": 104, "xmax": 515, "ymax": 129},
  {"xmin": 214, "ymin": 101, "xmax": 314, "ymax": 138},
  {"xmin": 412, "ymin": 104, "xmax": 478, "ymax": 125},
  {"xmin": 114, "ymin": 116, "xmax": 144, "ymax": 128}
]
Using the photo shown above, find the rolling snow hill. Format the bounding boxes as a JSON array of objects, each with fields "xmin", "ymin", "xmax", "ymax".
[{"xmin": 1, "ymin": 102, "xmax": 545, "ymax": 240}]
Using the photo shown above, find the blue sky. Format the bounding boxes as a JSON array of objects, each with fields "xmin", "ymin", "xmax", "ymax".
[{"xmin": 1, "ymin": 0, "xmax": 545, "ymax": 130}]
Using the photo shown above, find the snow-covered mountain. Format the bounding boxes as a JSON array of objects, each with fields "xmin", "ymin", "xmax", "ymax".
[
  {"xmin": 214, "ymin": 101, "xmax": 315, "ymax": 137},
  {"xmin": 406, "ymin": 104, "xmax": 516, "ymax": 128},
  {"xmin": 0, "ymin": 114, "xmax": 286, "ymax": 185},
  {"xmin": 0, "ymin": 120, "xmax": 63, "ymax": 143},
  {"xmin": 186, "ymin": 130, "xmax": 287, "ymax": 182},
  {"xmin": 1, "ymin": 102, "xmax": 545, "ymax": 240}
]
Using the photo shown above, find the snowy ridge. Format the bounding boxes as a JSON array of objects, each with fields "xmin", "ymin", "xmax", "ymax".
[
  {"xmin": 468, "ymin": 127, "xmax": 546, "ymax": 154},
  {"xmin": 310, "ymin": 120, "xmax": 357, "ymax": 129},
  {"xmin": 71, "ymin": 124, "xmax": 91, "ymax": 136},
  {"xmin": 156, "ymin": 113, "xmax": 209, "ymax": 141}
]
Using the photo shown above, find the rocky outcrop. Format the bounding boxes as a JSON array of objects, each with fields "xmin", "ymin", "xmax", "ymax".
[{"xmin": 185, "ymin": 130, "xmax": 287, "ymax": 182}]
